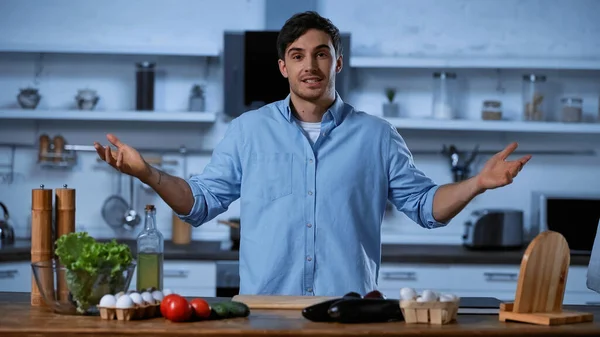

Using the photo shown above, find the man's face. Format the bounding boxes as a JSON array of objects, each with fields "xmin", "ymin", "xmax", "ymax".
[{"xmin": 278, "ymin": 29, "xmax": 343, "ymax": 103}]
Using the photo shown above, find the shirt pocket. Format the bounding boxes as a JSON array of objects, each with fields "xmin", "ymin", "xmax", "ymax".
[{"xmin": 248, "ymin": 152, "xmax": 293, "ymax": 201}]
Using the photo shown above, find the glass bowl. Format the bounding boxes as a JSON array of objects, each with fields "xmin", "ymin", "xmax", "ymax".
[{"xmin": 31, "ymin": 259, "xmax": 136, "ymax": 315}]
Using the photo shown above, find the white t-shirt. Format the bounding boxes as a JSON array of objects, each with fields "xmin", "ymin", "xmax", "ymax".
[{"xmin": 296, "ymin": 120, "xmax": 322, "ymax": 144}]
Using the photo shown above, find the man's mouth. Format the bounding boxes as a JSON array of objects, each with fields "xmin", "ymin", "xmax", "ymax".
[{"xmin": 302, "ymin": 77, "xmax": 323, "ymax": 83}]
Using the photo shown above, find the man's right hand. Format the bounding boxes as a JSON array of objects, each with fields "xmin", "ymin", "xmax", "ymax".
[{"xmin": 94, "ymin": 134, "xmax": 151, "ymax": 181}]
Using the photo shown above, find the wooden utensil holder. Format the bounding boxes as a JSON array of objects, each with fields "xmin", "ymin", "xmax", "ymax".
[
  {"xmin": 400, "ymin": 299, "xmax": 459, "ymax": 325},
  {"xmin": 498, "ymin": 230, "xmax": 593, "ymax": 326}
]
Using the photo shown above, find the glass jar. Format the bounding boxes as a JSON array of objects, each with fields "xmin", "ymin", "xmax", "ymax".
[
  {"xmin": 432, "ymin": 72, "xmax": 457, "ymax": 119},
  {"xmin": 561, "ymin": 97, "xmax": 583, "ymax": 123},
  {"xmin": 522, "ymin": 74, "xmax": 547, "ymax": 121},
  {"xmin": 481, "ymin": 100, "xmax": 502, "ymax": 120},
  {"xmin": 136, "ymin": 204, "xmax": 164, "ymax": 291}
]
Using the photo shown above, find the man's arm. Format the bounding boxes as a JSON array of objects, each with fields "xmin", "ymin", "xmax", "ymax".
[
  {"xmin": 431, "ymin": 177, "xmax": 483, "ymax": 224},
  {"xmin": 140, "ymin": 165, "xmax": 197, "ymax": 216},
  {"xmin": 432, "ymin": 142, "xmax": 530, "ymax": 223}
]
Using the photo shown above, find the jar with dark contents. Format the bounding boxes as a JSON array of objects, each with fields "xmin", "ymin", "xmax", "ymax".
[
  {"xmin": 481, "ymin": 100, "xmax": 502, "ymax": 120},
  {"xmin": 561, "ymin": 97, "xmax": 583, "ymax": 123}
]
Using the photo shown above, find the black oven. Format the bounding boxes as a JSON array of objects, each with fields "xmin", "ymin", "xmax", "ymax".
[{"xmin": 216, "ymin": 260, "xmax": 240, "ymax": 297}]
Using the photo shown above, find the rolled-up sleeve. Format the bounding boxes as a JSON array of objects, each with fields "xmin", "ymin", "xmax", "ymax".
[
  {"xmin": 386, "ymin": 125, "xmax": 447, "ymax": 229},
  {"xmin": 177, "ymin": 118, "xmax": 244, "ymax": 227}
]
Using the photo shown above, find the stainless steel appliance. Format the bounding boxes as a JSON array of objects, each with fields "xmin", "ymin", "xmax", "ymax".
[
  {"xmin": 538, "ymin": 192, "xmax": 600, "ymax": 255},
  {"xmin": 462, "ymin": 209, "xmax": 524, "ymax": 250}
]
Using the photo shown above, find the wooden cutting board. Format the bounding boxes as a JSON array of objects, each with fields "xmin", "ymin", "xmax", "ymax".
[{"xmin": 231, "ymin": 295, "xmax": 337, "ymax": 309}]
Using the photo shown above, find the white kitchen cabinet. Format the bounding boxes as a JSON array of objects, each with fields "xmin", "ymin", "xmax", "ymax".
[
  {"xmin": 0, "ymin": 261, "xmax": 32, "ymax": 292},
  {"xmin": 377, "ymin": 263, "xmax": 454, "ymax": 298},
  {"xmin": 129, "ymin": 261, "xmax": 216, "ymax": 297},
  {"xmin": 378, "ymin": 262, "xmax": 600, "ymax": 305}
]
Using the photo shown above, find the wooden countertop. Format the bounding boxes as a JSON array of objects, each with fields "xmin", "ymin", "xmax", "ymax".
[
  {"xmin": 1, "ymin": 292, "xmax": 600, "ymax": 336},
  {"xmin": 0, "ymin": 239, "xmax": 592, "ymax": 266}
]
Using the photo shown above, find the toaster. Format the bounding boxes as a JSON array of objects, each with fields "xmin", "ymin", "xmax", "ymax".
[{"xmin": 462, "ymin": 209, "xmax": 524, "ymax": 250}]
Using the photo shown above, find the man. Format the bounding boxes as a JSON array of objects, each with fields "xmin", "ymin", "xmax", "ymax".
[{"xmin": 95, "ymin": 11, "xmax": 531, "ymax": 296}]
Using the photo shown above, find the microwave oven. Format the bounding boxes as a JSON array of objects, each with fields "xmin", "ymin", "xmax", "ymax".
[
  {"xmin": 538, "ymin": 192, "xmax": 600, "ymax": 255},
  {"xmin": 223, "ymin": 30, "xmax": 352, "ymax": 118}
]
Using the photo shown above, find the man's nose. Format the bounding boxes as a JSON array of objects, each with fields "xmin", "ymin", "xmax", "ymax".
[{"xmin": 304, "ymin": 57, "xmax": 318, "ymax": 72}]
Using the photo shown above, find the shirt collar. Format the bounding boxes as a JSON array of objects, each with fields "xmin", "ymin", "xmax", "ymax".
[{"xmin": 282, "ymin": 91, "xmax": 346, "ymax": 126}]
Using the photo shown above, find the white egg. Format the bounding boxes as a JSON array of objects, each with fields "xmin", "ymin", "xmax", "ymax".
[
  {"xmin": 114, "ymin": 291, "xmax": 125, "ymax": 300},
  {"xmin": 416, "ymin": 296, "xmax": 427, "ymax": 302},
  {"xmin": 151, "ymin": 290, "xmax": 164, "ymax": 302},
  {"xmin": 399, "ymin": 287, "xmax": 417, "ymax": 301},
  {"xmin": 116, "ymin": 294, "xmax": 135, "ymax": 308},
  {"xmin": 129, "ymin": 292, "xmax": 143, "ymax": 305},
  {"xmin": 99, "ymin": 294, "xmax": 116, "ymax": 307},
  {"xmin": 439, "ymin": 294, "xmax": 455, "ymax": 302},
  {"xmin": 420, "ymin": 289, "xmax": 438, "ymax": 302},
  {"xmin": 141, "ymin": 292, "xmax": 155, "ymax": 304},
  {"xmin": 162, "ymin": 288, "xmax": 173, "ymax": 296}
]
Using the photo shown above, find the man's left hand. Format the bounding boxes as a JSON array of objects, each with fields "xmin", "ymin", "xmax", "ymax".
[{"xmin": 475, "ymin": 142, "xmax": 531, "ymax": 191}]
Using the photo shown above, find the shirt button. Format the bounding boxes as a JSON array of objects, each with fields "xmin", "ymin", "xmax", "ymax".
[
  {"xmin": 307, "ymin": 256, "xmax": 312, "ymax": 261},
  {"xmin": 322, "ymin": 132, "xmax": 327, "ymax": 136},
  {"xmin": 308, "ymin": 191, "xmax": 313, "ymax": 195},
  {"xmin": 307, "ymin": 223, "xmax": 312, "ymax": 228},
  {"xmin": 309, "ymin": 159, "xmax": 313, "ymax": 163}
]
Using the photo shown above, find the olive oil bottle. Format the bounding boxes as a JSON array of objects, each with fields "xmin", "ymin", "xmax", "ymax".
[{"xmin": 136, "ymin": 204, "xmax": 164, "ymax": 291}]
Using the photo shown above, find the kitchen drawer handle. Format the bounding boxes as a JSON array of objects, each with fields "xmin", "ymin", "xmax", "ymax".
[
  {"xmin": 0, "ymin": 269, "xmax": 18, "ymax": 279},
  {"xmin": 164, "ymin": 269, "xmax": 189, "ymax": 278},
  {"xmin": 382, "ymin": 271, "xmax": 417, "ymax": 281},
  {"xmin": 484, "ymin": 272, "xmax": 518, "ymax": 282}
]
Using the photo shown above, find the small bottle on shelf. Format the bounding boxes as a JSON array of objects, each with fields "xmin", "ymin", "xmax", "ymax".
[{"xmin": 136, "ymin": 204, "xmax": 164, "ymax": 291}]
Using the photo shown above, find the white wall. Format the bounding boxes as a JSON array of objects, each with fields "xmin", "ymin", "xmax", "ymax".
[{"xmin": 1, "ymin": 0, "xmax": 599, "ymax": 245}]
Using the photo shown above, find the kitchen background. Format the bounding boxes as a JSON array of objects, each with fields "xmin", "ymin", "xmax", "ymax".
[{"xmin": 0, "ymin": 0, "xmax": 599, "ymax": 248}]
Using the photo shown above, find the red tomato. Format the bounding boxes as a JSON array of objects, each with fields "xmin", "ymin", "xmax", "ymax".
[
  {"xmin": 161, "ymin": 294, "xmax": 193, "ymax": 322},
  {"xmin": 160, "ymin": 294, "xmax": 178, "ymax": 317},
  {"xmin": 190, "ymin": 298, "xmax": 211, "ymax": 319}
]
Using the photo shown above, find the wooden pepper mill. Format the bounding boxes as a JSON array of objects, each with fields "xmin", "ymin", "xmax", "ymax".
[
  {"xmin": 55, "ymin": 184, "xmax": 76, "ymax": 301},
  {"xmin": 31, "ymin": 184, "xmax": 54, "ymax": 307}
]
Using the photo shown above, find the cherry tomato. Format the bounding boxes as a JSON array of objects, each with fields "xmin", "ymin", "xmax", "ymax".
[
  {"xmin": 190, "ymin": 298, "xmax": 212, "ymax": 319},
  {"xmin": 161, "ymin": 294, "xmax": 193, "ymax": 322}
]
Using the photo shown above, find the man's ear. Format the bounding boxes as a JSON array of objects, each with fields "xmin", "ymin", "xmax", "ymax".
[
  {"xmin": 278, "ymin": 59, "xmax": 288, "ymax": 78},
  {"xmin": 335, "ymin": 55, "xmax": 343, "ymax": 73}
]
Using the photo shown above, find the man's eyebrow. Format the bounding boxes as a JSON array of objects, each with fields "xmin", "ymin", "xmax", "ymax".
[{"xmin": 287, "ymin": 44, "xmax": 331, "ymax": 55}]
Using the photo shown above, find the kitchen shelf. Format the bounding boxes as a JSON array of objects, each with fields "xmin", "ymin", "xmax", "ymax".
[
  {"xmin": 0, "ymin": 43, "xmax": 221, "ymax": 58},
  {"xmin": 384, "ymin": 117, "xmax": 600, "ymax": 134},
  {"xmin": 350, "ymin": 56, "xmax": 600, "ymax": 70},
  {"xmin": 0, "ymin": 109, "xmax": 217, "ymax": 123}
]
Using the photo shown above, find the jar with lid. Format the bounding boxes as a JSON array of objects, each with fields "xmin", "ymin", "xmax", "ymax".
[
  {"xmin": 561, "ymin": 97, "xmax": 583, "ymax": 123},
  {"xmin": 522, "ymin": 74, "xmax": 547, "ymax": 121},
  {"xmin": 431, "ymin": 72, "xmax": 457, "ymax": 120},
  {"xmin": 481, "ymin": 100, "xmax": 502, "ymax": 120},
  {"xmin": 136, "ymin": 204, "xmax": 164, "ymax": 291}
]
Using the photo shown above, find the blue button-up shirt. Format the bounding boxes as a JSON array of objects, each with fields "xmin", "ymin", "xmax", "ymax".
[{"xmin": 179, "ymin": 93, "xmax": 446, "ymax": 296}]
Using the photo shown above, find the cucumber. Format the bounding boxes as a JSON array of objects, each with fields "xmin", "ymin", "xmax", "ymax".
[
  {"xmin": 227, "ymin": 301, "xmax": 251, "ymax": 317},
  {"xmin": 211, "ymin": 301, "xmax": 251, "ymax": 319}
]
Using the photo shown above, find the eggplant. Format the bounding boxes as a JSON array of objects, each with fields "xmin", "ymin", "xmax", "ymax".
[
  {"xmin": 301, "ymin": 292, "xmax": 362, "ymax": 322},
  {"xmin": 327, "ymin": 298, "xmax": 403, "ymax": 324}
]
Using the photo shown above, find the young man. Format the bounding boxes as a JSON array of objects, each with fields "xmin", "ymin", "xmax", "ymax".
[{"xmin": 94, "ymin": 11, "xmax": 531, "ymax": 296}]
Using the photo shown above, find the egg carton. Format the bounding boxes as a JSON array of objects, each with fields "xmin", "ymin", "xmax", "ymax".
[
  {"xmin": 399, "ymin": 298, "xmax": 460, "ymax": 325},
  {"xmin": 98, "ymin": 302, "xmax": 162, "ymax": 321}
]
